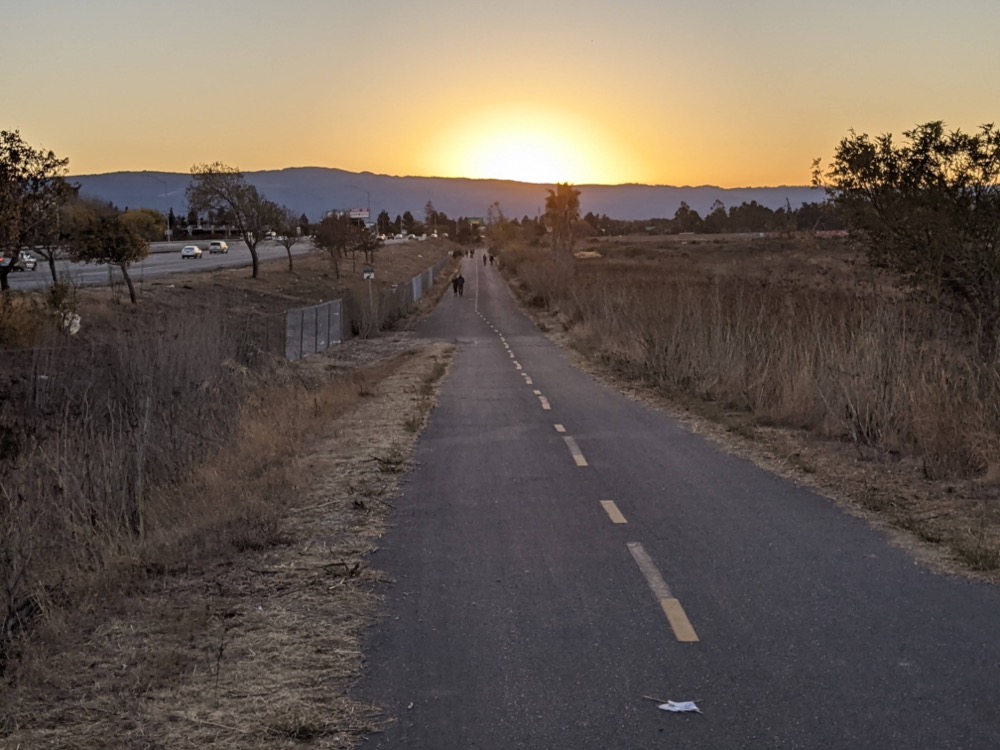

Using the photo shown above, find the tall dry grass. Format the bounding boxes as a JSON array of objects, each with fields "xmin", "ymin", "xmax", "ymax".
[
  {"xmin": 503, "ymin": 241, "xmax": 1000, "ymax": 481},
  {"xmin": 0, "ymin": 302, "xmax": 273, "ymax": 668}
]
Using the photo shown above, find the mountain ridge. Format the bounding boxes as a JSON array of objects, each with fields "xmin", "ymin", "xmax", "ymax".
[{"xmin": 69, "ymin": 167, "xmax": 825, "ymax": 223}]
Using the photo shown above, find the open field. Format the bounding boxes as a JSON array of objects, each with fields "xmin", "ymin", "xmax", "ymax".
[{"xmin": 498, "ymin": 232, "xmax": 1000, "ymax": 580}]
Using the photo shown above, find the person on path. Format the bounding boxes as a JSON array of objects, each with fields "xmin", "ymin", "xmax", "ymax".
[
  {"xmin": 483, "ymin": 253, "xmax": 488, "ymax": 266},
  {"xmin": 452, "ymin": 275, "xmax": 460, "ymax": 295},
  {"xmin": 457, "ymin": 273, "xmax": 465, "ymax": 297}
]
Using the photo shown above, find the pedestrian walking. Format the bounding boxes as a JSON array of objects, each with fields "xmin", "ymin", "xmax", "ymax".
[
  {"xmin": 452, "ymin": 275, "xmax": 459, "ymax": 295},
  {"xmin": 483, "ymin": 253, "xmax": 487, "ymax": 266},
  {"xmin": 457, "ymin": 273, "xmax": 465, "ymax": 297}
]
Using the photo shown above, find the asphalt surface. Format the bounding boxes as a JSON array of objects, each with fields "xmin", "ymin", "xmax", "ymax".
[
  {"xmin": 359, "ymin": 251, "xmax": 1000, "ymax": 749},
  {"xmin": 5, "ymin": 239, "xmax": 316, "ymax": 291}
]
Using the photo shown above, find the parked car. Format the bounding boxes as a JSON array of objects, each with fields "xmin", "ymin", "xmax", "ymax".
[
  {"xmin": 208, "ymin": 241, "xmax": 229, "ymax": 254},
  {"xmin": 180, "ymin": 245, "xmax": 203, "ymax": 259}
]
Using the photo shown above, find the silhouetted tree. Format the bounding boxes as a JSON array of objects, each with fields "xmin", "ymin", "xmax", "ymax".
[
  {"xmin": 70, "ymin": 214, "xmax": 149, "ymax": 304},
  {"xmin": 276, "ymin": 206, "xmax": 304, "ymax": 272},
  {"xmin": 703, "ymin": 200, "xmax": 728, "ymax": 234},
  {"xmin": 545, "ymin": 183, "xmax": 581, "ymax": 261},
  {"xmin": 672, "ymin": 201, "xmax": 702, "ymax": 233},
  {"xmin": 186, "ymin": 162, "xmax": 282, "ymax": 279},
  {"xmin": 0, "ymin": 130, "xmax": 73, "ymax": 289},
  {"xmin": 816, "ymin": 121, "xmax": 1000, "ymax": 359}
]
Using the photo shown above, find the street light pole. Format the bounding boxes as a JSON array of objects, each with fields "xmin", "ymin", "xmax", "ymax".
[{"xmin": 151, "ymin": 175, "xmax": 172, "ymax": 242}]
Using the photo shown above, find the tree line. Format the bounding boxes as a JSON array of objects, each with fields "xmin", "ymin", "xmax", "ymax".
[{"xmin": 6, "ymin": 120, "xmax": 1000, "ymax": 358}]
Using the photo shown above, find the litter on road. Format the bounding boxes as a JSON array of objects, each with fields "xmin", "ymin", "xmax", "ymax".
[{"xmin": 644, "ymin": 695, "xmax": 703, "ymax": 714}]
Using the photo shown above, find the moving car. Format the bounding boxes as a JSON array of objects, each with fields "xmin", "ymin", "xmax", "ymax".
[
  {"xmin": 180, "ymin": 245, "xmax": 202, "ymax": 259},
  {"xmin": 208, "ymin": 241, "xmax": 229, "ymax": 254},
  {"xmin": 16, "ymin": 251, "xmax": 37, "ymax": 271}
]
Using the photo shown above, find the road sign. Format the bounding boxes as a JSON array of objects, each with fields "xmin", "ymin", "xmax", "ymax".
[{"xmin": 363, "ymin": 267, "xmax": 375, "ymax": 280}]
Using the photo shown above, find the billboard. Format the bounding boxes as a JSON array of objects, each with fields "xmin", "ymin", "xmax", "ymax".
[{"xmin": 349, "ymin": 208, "xmax": 370, "ymax": 220}]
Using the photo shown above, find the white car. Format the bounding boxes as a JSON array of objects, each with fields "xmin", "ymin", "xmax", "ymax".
[
  {"xmin": 208, "ymin": 241, "xmax": 229, "ymax": 254},
  {"xmin": 180, "ymin": 245, "xmax": 202, "ymax": 259},
  {"xmin": 16, "ymin": 251, "xmax": 37, "ymax": 271}
]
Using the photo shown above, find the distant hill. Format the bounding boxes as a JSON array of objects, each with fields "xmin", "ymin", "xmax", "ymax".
[{"xmin": 68, "ymin": 168, "xmax": 824, "ymax": 223}]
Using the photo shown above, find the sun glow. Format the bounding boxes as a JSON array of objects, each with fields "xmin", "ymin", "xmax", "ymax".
[{"xmin": 424, "ymin": 108, "xmax": 641, "ymax": 185}]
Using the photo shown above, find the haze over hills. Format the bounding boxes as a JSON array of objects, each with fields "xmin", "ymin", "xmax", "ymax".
[{"xmin": 69, "ymin": 168, "xmax": 824, "ymax": 224}]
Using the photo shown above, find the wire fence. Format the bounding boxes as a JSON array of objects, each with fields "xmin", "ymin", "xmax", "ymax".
[
  {"xmin": 284, "ymin": 299, "xmax": 343, "ymax": 360},
  {"xmin": 273, "ymin": 256, "xmax": 451, "ymax": 361}
]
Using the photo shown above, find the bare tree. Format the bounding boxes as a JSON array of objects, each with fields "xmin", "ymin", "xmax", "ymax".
[
  {"xmin": 313, "ymin": 214, "xmax": 353, "ymax": 279},
  {"xmin": 275, "ymin": 206, "xmax": 305, "ymax": 272},
  {"xmin": 186, "ymin": 163, "xmax": 282, "ymax": 279},
  {"xmin": 356, "ymin": 229, "xmax": 381, "ymax": 266}
]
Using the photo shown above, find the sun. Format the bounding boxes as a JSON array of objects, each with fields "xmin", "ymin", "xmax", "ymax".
[
  {"xmin": 424, "ymin": 108, "xmax": 639, "ymax": 185},
  {"xmin": 471, "ymin": 129, "xmax": 585, "ymax": 184}
]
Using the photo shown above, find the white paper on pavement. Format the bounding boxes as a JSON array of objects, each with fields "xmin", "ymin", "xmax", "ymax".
[{"xmin": 657, "ymin": 700, "xmax": 702, "ymax": 714}]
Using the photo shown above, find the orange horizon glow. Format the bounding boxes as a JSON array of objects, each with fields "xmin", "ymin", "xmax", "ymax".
[
  {"xmin": 421, "ymin": 107, "xmax": 649, "ymax": 186},
  {"xmin": 6, "ymin": 2, "xmax": 997, "ymax": 190}
]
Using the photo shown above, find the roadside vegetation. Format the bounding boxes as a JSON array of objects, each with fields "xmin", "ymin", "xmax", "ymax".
[
  {"xmin": 0, "ymin": 242, "xmax": 456, "ymax": 746},
  {"xmin": 500, "ymin": 234, "xmax": 1000, "ymax": 572},
  {"xmin": 490, "ymin": 123, "xmax": 1000, "ymax": 577}
]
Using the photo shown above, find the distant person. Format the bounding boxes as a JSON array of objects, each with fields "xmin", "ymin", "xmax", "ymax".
[
  {"xmin": 483, "ymin": 253, "xmax": 488, "ymax": 266},
  {"xmin": 457, "ymin": 273, "xmax": 465, "ymax": 297},
  {"xmin": 452, "ymin": 275, "xmax": 460, "ymax": 296},
  {"xmin": 489, "ymin": 254, "xmax": 495, "ymax": 266}
]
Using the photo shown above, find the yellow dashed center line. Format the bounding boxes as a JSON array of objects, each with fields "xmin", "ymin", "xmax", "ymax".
[
  {"xmin": 524, "ymin": 377, "xmax": 533, "ymax": 384},
  {"xmin": 626, "ymin": 541, "xmax": 700, "ymax": 643},
  {"xmin": 563, "ymin": 436, "xmax": 588, "ymax": 466},
  {"xmin": 538, "ymin": 396, "xmax": 551, "ymax": 410},
  {"xmin": 600, "ymin": 500, "xmax": 627, "ymax": 524},
  {"xmin": 554, "ymin": 424, "xmax": 566, "ymax": 433}
]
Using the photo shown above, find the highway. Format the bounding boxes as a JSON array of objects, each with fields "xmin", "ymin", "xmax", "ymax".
[
  {"xmin": 359, "ymin": 252, "xmax": 1000, "ymax": 748},
  {"xmin": 5, "ymin": 239, "xmax": 319, "ymax": 291}
]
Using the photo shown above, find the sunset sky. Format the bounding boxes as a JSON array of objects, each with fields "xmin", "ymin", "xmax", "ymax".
[{"xmin": 3, "ymin": 0, "xmax": 998, "ymax": 187}]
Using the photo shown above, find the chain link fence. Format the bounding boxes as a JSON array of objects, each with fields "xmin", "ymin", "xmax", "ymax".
[{"xmin": 272, "ymin": 256, "xmax": 451, "ymax": 361}]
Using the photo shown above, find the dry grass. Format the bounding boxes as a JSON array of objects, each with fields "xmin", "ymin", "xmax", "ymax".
[
  {"xmin": 0, "ymin": 241, "xmax": 458, "ymax": 747},
  {"xmin": 500, "ymin": 233, "xmax": 1000, "ymax": 579},
  {"xmin": 3, "ymin": 340, "xmax": 455, "ymax": 748}
]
